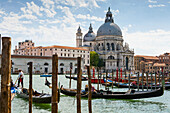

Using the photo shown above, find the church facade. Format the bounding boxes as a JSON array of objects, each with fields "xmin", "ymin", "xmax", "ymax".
[{"xmin": 76, "ymin": 7, "xmax": 134, "ymax": 71}]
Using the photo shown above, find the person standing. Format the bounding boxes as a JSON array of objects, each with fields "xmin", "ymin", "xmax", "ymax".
[{"xmin": 17, "ymin": 70, "xmax": 24, "ymax": 88}]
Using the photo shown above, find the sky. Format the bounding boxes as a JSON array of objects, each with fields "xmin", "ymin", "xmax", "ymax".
[{"xmin": 0, "ymin": 0, "xmax": 170, "ymax": 56}]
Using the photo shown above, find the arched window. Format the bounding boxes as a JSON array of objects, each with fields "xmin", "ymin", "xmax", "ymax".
[
  {"xmin": 60, "ymin": 63, "xmax": 64, "ymax": 66},
  {"xmin": 116, "ymin": 44, "xmax": 120, "ymax": 50},
  {"xmin": 107, "ymin": 43, "xmax": 110, "ymax": 51},
  {"xmin": 44, "ymin": 63, "xmax": 49, "ymax": 66},
  {"xmin": 111, "ymin": 43, "xmax": 114, "ymax": 51},
  {"xmin": 108, "ymin": 56, "xmax": 114, "ymax": 59}
]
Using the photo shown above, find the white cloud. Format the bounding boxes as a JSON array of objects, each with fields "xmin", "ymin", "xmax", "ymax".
[
  {"xmin": 20, "ymin": 2, "xmax": 42, "ymax": 16},
  {"xmin": 0, "ymin": 9, "xmax": 6, "ymax": 17},
  {"xmin": 148, "ymin": 4, "xmax": 165, "ymax": 8},
  {"xmin": 122, "ymin": 28, "xmax": 170, "ymax": 55},
  {"xmin": 76, "ymin": 14, "xmax": 104, "ymax": 21},
  {"xmin": 41, "ymin": 0, "xmax": 54, "ymax": 9},
  {"xmin": 148, "ymin": 0, "xmax": 157, "ymax": 3},
  {"xmin": 55, "ymin": 0, "xmax": 105, "ymax": 8}
]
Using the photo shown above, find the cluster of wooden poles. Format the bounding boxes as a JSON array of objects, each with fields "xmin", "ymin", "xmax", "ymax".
[
  {"xmin": 0, "ymin": 37, "xmax": 92, "ymax": 113},
  {"xmin": 99, "ymin": 68, "xmax": 167, "ymax": 91}
]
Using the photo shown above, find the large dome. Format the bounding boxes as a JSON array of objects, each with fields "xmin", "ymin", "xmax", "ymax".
[
  {"xmin": 84, "ymin": 24, "xmax": 96, "ymax": 42},
  {"xmin": 97, "ymin": 7, "xmax": 122, "ymax": 37},
  {"xmin": 97, "ymin": 22, "xmax": 122, "ymax": 36}
]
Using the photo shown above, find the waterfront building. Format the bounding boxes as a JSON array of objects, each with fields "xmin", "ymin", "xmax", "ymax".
[
  {"xmin": 134, "ymin": 55, "xmax": 169, "ymax": 73},
  {"xmin": 76, "ymin": 7, "xmax": 134, "ymax": 71},
  {"xmin": 12, "ymin": 40, "xmax": 90, "ymax": 73},
  {"xmin": 0, "ymin": 55, "xmax": 84, "ymax": 74},
  {"xmin": 158, "ymin": 52, "xmax": 170, "ymax": 72}
]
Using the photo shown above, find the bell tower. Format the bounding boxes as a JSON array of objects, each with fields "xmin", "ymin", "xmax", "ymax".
[{"xmin": 76, "ymin": 26, "xmax": 83, "ymax": 47}]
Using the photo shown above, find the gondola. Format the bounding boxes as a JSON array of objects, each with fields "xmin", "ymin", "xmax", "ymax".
[
  {"xmin": 112, "ymin": 82, "xmax": 170, "ymax": 90},
  {"xmin": 16, "ymin": 88, "xmax": 60, "ymax": 103},
  {"xmin": 65, "ymin": 75, "xmax": 88, "ymax": 81},
  {"xmin": 65, "ymin": 75, "xmax": 75, "ymax": 79},
  {"xmin": 60, "ymin": 85, "xmax": 164, "ymax": 99}
]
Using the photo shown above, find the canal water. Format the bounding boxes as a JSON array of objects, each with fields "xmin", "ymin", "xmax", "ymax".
[{"xmin": 3, "ymin": 75, "xmax": 170, "ymax": 113}]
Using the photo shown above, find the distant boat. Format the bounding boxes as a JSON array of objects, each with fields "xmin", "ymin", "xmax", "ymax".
[
  {"xmin": 108, "ymin": 80, "xmax": 170, "ymax": 90},
  {"xmin": 60, "ymin": 85, "xmax": 164, "ymax": 99},
  {"xmin": 65, "ymin": 75, "xmax": 88, "ymax": 81},
  {"xmin": 40, "ymin": 74, "xmax": 52, "ymax": 77}
]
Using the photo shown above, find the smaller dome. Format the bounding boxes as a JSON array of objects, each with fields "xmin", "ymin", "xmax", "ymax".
[{"xmin": 84, "ymin": 24, "xmax": 96, "ymax": 42}]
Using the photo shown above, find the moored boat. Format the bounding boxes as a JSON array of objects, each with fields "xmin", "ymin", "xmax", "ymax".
[
  {"xmin": 65, "ymin": 75, "xmax": 88, "ymax": 81},
  {"xmin": 60, "ymin": 85, "xmax": 164, "ymax": 99},
  {"xmin": 112, "ymin": 81, "xmax": 170, "ymax": 90}
]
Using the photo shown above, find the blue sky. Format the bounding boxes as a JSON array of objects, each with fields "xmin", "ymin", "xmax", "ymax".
[{"xmin": 0, "ymin": 0, "xmax": 170, "ymax": 56}]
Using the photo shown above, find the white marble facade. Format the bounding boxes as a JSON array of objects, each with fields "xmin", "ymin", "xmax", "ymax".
[{"xmin": 76, "ymin": 7, "xmax": 134, "ymax": 71}]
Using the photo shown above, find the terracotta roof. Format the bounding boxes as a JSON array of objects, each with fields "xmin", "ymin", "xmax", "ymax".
[
  {"xmin": 153, "ymin": 63, "xmax": 166, "ymax": 67},
  {"xmin": 15, "ymin": 45, "xmax": 88, "ymax": 51},
  {"xmin": 145, "ymin": 61, "xmax": 153, "ymax": 64},
  {"xmin": 135, "ymin": 55, "xmax": 159, "ymax": 60}
]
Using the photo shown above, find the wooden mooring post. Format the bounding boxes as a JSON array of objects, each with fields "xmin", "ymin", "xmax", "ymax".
[
  {"xmin": 77, "ymin": 57, "xmax": 82, "ymax": 113},
  {"xmin": 105, "ymin": 70, "xmax": 108, "ymax": 90},
  {"xmin": 146, "ymin": 72, "xmax": 148, "ymax": 91},
  {"xmin": 69, "ymin": 69, "xmax": 72, "ymax": 89},
  {"xmin": 97, "ymin": 68, "xmax": 99, "ymax": 91},
  {"xmin": 87, "ymin": 66, "xmax": 92, "ymax": 113},
  {"xmin": 155, "ymin": 72, "xmax": 157, "ymax": 90},
  {"xmin": 159, "ymin": 71, "xmax": 161, "ymax": 87},
  {"xmin": 137, "ymin": 72, "xmax": 139, "ymax": 91},
  {"xmin": 0, "ymin": 37, "xmax": 11, "ymax": 113},
  {"xmin": 112, "ymin": 69, "xmax": 114, "ymax": 89},
  {"xmin": 128, "ymin": 73, "xmax": 130, "ymax": 90},
  {"xmin": 151, "ymin": 72, "xmax": 153, "ymax": 91},
  {"xmin": 29, "ymin": 62, "xmax": 33, "ymax": 113},
  {"xmin": 142, "ymin": 70, "xmax": 144, "ymax": 91},
  {"xmin": 52, "ymin": 54, "xmax": 58, "ymax": 113}
]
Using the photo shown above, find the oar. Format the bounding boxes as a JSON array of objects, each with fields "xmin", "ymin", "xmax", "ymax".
[{"xmin": 14, "ymin": 77, "xmax": 19, "ymax": 86}]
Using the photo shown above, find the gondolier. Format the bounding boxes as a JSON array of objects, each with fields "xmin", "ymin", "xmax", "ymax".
[{"xmin": 17, "ymin": 70, "xmax": 24, "ymax": 88}]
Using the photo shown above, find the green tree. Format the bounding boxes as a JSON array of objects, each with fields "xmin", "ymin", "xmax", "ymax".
[{"xmin": 90, "ymin": 51, "xmax": 104, "ymax": 67}]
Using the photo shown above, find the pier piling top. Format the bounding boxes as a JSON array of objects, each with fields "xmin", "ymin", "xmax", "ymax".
[
  {"xmin": 77, "ymin": 57, "xmax": 82, "ymax": 113},
  {"xmin": 1, "ymin": 37, "xmax": 11, "ymax": 113},
  {"xmin": 52, "ymin": 54, "xmax": 58, "ymax": 113}
]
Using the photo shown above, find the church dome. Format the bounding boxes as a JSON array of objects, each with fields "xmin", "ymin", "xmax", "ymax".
[
  {"xmin": 84, "ymin": 24, "xmax": 96, "ymax": 42},
  {"xmin": 97, "ymin": 7, "xmax": 122, "ymax": 37}
]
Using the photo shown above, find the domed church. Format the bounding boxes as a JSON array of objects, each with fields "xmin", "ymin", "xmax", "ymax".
[{"xmin": 76, "ymin": 7, "xmax": 134, "ymax": 71}]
